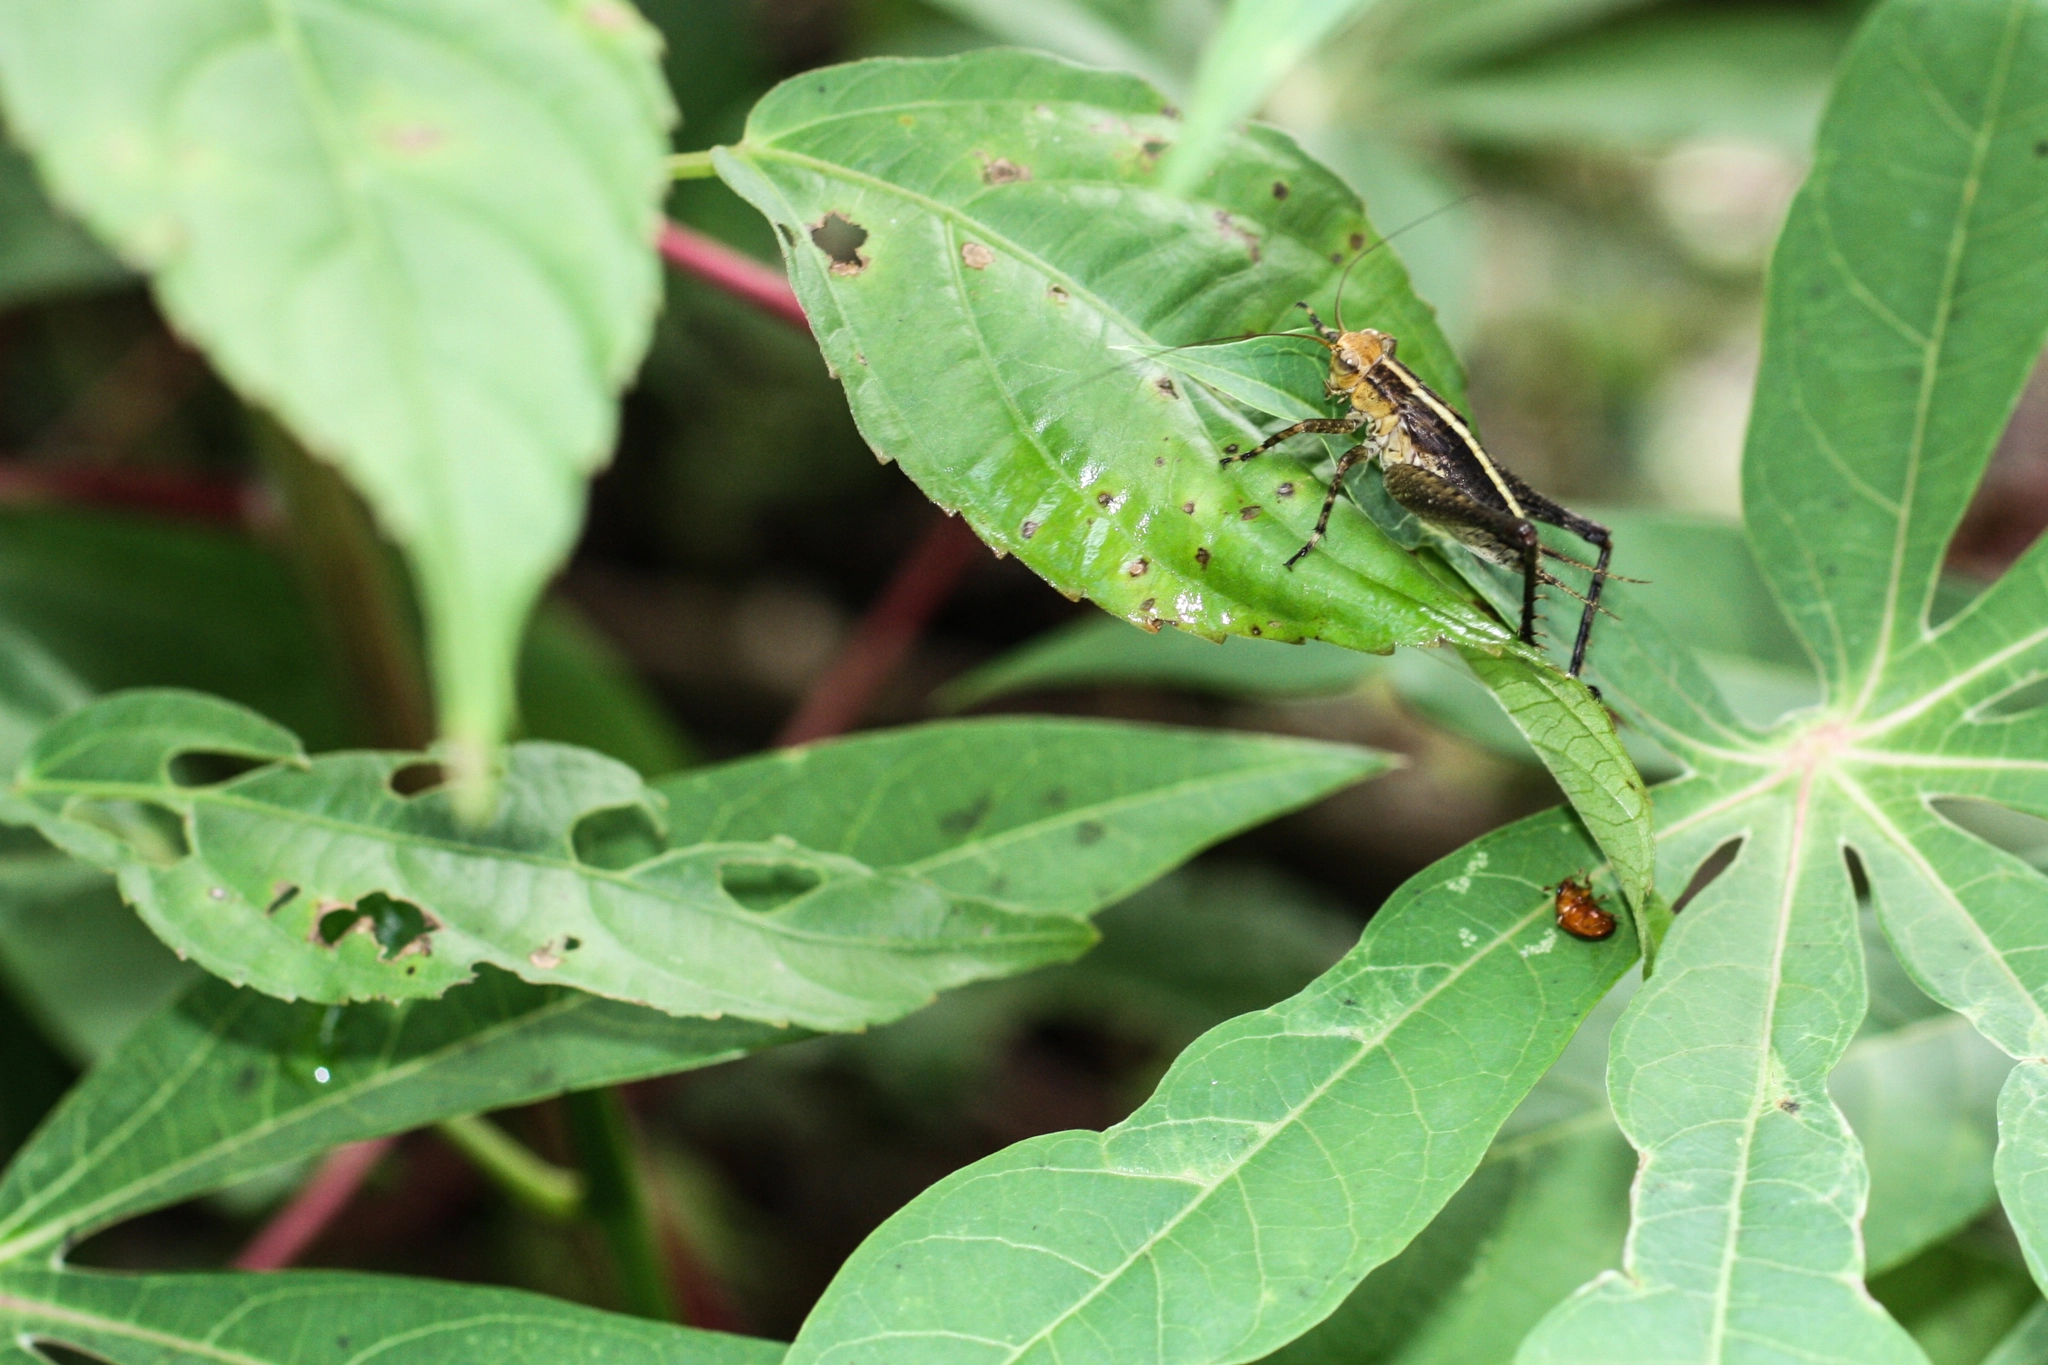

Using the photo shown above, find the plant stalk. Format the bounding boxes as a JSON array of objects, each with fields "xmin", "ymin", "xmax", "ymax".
[
  {"xmin": 436, "ymin": 1115, "xmax": 585, "ymax": 1222},
  {"xmin": 563, "ymin": 1087, "xmax": 676, "ymax": 1321}
]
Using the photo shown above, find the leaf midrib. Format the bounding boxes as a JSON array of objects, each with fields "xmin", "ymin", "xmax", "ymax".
[{"xmin": 843, "ymin": 891, "xmax": 1555, "ymax": 1365}]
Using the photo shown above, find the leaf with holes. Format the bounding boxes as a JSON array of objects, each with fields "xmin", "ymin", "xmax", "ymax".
[
  {"xmin": 1516, "ymin": 0, "xmax": 2048, "ymax": 1358},
  {"xmin": 0, "ymin": 0, "xmax": 674, "ymax": 772},
  {"xmin": 713, "ymin": 47, "xmax": 1653, "ymax": 924},
  {"xmin": 782, "ymin": 809, "xmax": 1636, "ymax": 1365},
  {"xmin": 5, "ymin": 691, "xmax": 1384, "ymax": 1030}
]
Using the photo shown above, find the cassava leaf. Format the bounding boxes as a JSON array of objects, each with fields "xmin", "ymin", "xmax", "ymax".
[
  {"xmin": 7, "ymin": 692, "xmax": 1383, "ymax": 1030},
  {"xmin": 654, "ymin": 716, "xmax": 1390, "ymax": 917},
  {"xmin": 0, "ymin": 1267, "xmax": 784, "ymax": 1365},
  {"xmin": 714, "ymin": 48, "xmax": 1652, "ymax": 916},
  {"xmin": 782, "ymin": 808, "xmax": 1635, "ymax": 1365},
  {"xmin": 0, "ymin": 972, "xmax": 786, "ymax": 1265},
  {"xmin": 1521, "ymin": 0, "xmax": 2048, "ymax": 1356},
  {"xmin": 715, "ymin": 49, "xmax": 1493, "ymax": 662},
  {"xmin": 0, "ymin": 0, "xmax": 675, "ymax": 770}
]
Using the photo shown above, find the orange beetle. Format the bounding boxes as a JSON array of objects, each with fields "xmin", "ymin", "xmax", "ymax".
[{"xmin": 1553, "ymin": 875, "xmax": 1616, "ymax": 942}]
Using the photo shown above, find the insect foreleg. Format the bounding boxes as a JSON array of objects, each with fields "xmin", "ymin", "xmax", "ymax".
[
  {"xmin": 1284, "ymin": 443, "xmax": 1374, "ymax": 569},
  {"xmin": 1220, "ymin": 415, "xmax": 1362, "ymax": 466}
]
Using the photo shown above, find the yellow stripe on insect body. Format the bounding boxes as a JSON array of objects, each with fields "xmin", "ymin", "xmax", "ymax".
[{"xmin": 1379, "ymin": 357, "xmax": 1526, "ymax": 519}]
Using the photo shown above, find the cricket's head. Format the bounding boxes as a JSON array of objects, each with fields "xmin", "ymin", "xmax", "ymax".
[{"xmin": 1324, "ymin": 327, "xmax": 1396, "ymax": 401}]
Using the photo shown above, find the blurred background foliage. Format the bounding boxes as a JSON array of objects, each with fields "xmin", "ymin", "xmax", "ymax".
[{"xmin": 2, "ymin": 0, "xmax": 2046, "ymax": 1356}]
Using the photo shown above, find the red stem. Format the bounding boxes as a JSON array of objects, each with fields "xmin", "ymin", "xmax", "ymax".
[
  {"xmin": 658, "ymin": 220, "xmax": 809, "ymax": 334},
  {"xmin": 776, "ymin": 514, "xmax": 986, "ymax": 747},
  {"xmin": 231, "ymin": 1138, "xmax": 396, "ymax": 1271}
]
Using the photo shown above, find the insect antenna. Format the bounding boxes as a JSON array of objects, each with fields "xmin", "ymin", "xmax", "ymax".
[{"xmin": 1329, "ymin": 194, "xmax": 1478, "ymax": 332}]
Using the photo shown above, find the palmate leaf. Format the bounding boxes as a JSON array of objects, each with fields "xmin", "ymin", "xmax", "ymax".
[
  {"xmin": 781, "ymin": 808, "xmax": 1636, "ymax": 1365},
  {"xmin": 0, "ymin": 0, "xmax": 675, "ymax": 773},
  {"xmin": 1517, "ymin": 0, "xmax": 2048, "ymax": 1358},
  {"xmin": 713, "ymin": 48, "xmax": 1652, "ymax": 922},
  {"xmin": 5, "ymin": 690, "xmax": 1384, "ymax": 1030}
]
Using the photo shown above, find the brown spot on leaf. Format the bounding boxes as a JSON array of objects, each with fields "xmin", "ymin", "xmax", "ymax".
[
  {"xmin": 1181, "ymin": 500, "xmax": 1196, "ymax": 514},
  {"xmin": 1276, "ymin": 482, "xmax": 1295, "ymax": 498},
  {"xmin": 1195, "ymin": 546, "xmax": 1211, "ymax": 568},
  {"xmin": 1047, "ymin": 285, "xmax": 1070, "ymax": 305},
  {"xmin": 961, "ymin": 241, "xmax": 994, "ymax": 270},
  {"xmin": 981, "ymin": 157, "xmax": 1031, "ymax": 184},
  {"xmin": 1349, "ymin": 232, "xmax": 1366, "ymax": 250},
  {"xmin": 1020, "ymin": 519, "xmax": 1040, "ymax": 539},
  {"xmin": 1154, "ymin": 376, "xmax": 1179, "ymax": 398},
  {"xmin": 1126, "ymin": 558, "xmax": 1149, "ymax": 576},
  {"xmin": 1240, "ymin": 505, "xmax": 1262, "ymax": 520},
  {"xmin": 1272, "ymin": 181, "xmax": 1289, "ymax": 199}
]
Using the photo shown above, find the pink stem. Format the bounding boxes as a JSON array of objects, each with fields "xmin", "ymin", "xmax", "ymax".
[
  {"xmin": 231, "ymin": 1138, "xmax": 396, "ymax": 1271},
  {"xmin": 657, "ymin": 220, "xmax": 809, "ymax": 334},
  {"xmin": 776, "ymin": 514, "xmax": 985, "ymax": 747}
]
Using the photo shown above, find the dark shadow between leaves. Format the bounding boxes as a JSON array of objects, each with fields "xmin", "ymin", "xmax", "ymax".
[
  {"xmin": 572, "ymin": 803, "xmax": 665, "ymax": 871},
  {"xmin": 1971, "ymin": 673, "xmax": 2048, "ymax": 720},
  {"xmin": 1671, "ymin": 837, "xmax": 1743, "ymax": 915},
  {"xmin": 27, "ymin": 1340, "xmax": 118, "ymax": 1365},
  {"xmin": 388, "ymin": 761, "xmax": 449, "ymax": 797},
  {"xmin": 719, "ymin": 859, "xmax": 824, "ymax": 913},
  {"xmin": 1932, "ymin": 797, "xmax": 2048, "ymax": 871},
  {"xmin": 167, "ymin": 750, "xmax": 270, "ymax": 787}
]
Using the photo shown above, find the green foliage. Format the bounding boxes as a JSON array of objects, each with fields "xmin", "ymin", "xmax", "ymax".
[
  {"xmin": 0, "ymin": 0, "xmax": 2040, "ymax": 1361},
  {"xmin": 0, "ymin": 0, "xmax": 677, "ymax": 775},
  {"xmin": 8, "ymin": 691, "xmax": 1378, "ymax": 1027},
  {"xmin": 715, "ymin": 47, "xmax": 1652, "ymax": 917},
  {"xmin": 783, "ymin": 810, "xmax": 1633, "ymax": 1365}
]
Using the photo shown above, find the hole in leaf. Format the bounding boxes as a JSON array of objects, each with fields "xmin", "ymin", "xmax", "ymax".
[
  {"xmin": 70, "ymin": 800, "xmax": 189, "ymax": 866},
  {"xmin": 29, "ymin": 1340, "xmax": 118, "ymax": 1365},
  {"xmin": 1671, "ymin": 837, "xmax": 1743, "ymax": 915},
  {"xmin": 718, "ymin": 859, "xmax": 823, "ymax": 913},
  {"xmin": 810, "ymin": 213, "xmax": 868, "ymax": 274},
  {"xmin": 1843, "ymin": 846, "xmax": 1871, "ymax": 905},
  {"xmin": 169, "ymin": 751, "xmax": 269, "ymax": 787},
  {"xmin": 361, "ymin": 892, "xmax": 432, "ymax": 958},
  {"xmin": 1933, "ymin": 797, "xmax": 2048, "ymax": 869},
  {"xmin": 1975, "ymin": 673, "xmax": 2048, "ymax": 719},
  {"xmin": 573, "ymin": 804, "xmax": 665, "ymax": 870},
  {"xmin": 389, "ymin": 762, "xmax": 449, "ymax": 797},
  {"xmin": 316, "ymin": 908, "xmax": 362, "ymax": 945}
]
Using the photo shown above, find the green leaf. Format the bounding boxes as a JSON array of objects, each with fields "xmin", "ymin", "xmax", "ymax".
[
  {"xmin": 1162, "ymin": 0, "xmax": 1380, "ymax": 193},
  {"xmin": 783, "ymin": 808, "xmax": 1635, "ymax": 1365},
  {"xmin": 939, "ymin": 613, "xmax": 1384, "ymax": 709},
  {"xmin": 1510, "ymin": 0, "xmax": 2048, "ymax": 1350},
  {"xmin": 0, "ymin": 971, "xmax": 787, "ymax": 1264},
  {"xmin": 714, "ymin": 49, "xmax": 1651, "ymax": 912},
  {"xmin": 1984, "ymin": 1302, "xmax": 2048, "ymax": 1365},
  {"xmin": 716, "ymin": 49, "xmax": 1495, "ymax": 663},
  {"xmin": 1516, "ymin": 790, "xmax": 1924, "ymax": 1364},
  {"xmin": 0, "ymin": 1267, "xmax": 784, "ymax": 1365},
  {"xmin": 655, "ymin": 715, "xmax": 1393, "ymax": 917},
  {"xmin": 1258, "ymin": 987, "xmax": 1638, "ymax": 1365},
  {"xmin": 10, "ymin": 695, "xmax": 1382, "ymax": 1030},
  {"xmin": 0, "ymin": 830, "xmax": 193, "ymax": 1065},
  {"xmin": 9, "ymin": 691, "xmax": 1098, "ymax": 1030},
  {"xmin": 1459, "ymin": 646, "xmax": 1653, "ymax": 933},
  {"xmin": 0, "ymin": 0, "xmax": 676, "ymax": 768}
]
